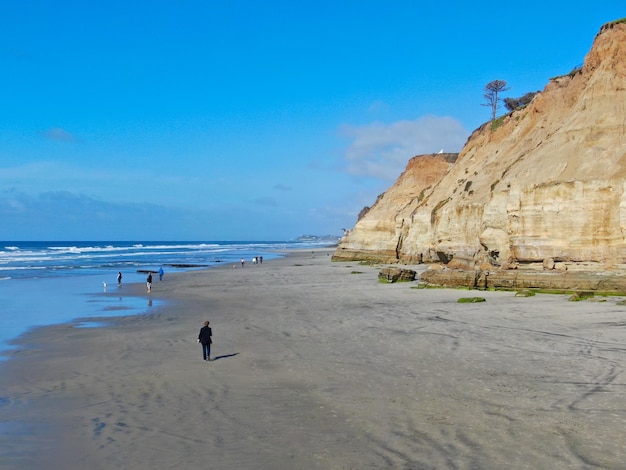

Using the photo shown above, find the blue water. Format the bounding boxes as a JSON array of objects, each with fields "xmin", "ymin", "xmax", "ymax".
[{"xmin": 0, "ymin": 240, "xmax": 335, "ymax": 356}]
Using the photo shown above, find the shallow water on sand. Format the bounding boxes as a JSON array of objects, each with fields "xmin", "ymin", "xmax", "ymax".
[
  {"xmin": 0, "ymin": 274, "xmax": 161, "ymax": 357},
  {"xmin": 0, "ymin": 240, "xmax": 334, "ymax": 356}
]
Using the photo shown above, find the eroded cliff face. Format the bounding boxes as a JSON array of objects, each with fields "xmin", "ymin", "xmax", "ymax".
[
  {"xmin": 336, "ymin": 152, "xmax": 458, "ymax": 263},
  {"xmin": 334, "ymin": 20, "xmax": 626, "ymax": 282}
]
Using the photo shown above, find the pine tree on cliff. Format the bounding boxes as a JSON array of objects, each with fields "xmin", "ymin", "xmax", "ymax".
[{"xmin": 482, "ymin": 79, "xmax": 509, "ymax": 120}]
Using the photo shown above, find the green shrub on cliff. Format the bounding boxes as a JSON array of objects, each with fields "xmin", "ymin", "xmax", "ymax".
[{"xmin": 504, "ymin": 92, "xmax": 538, "ymax": 111}]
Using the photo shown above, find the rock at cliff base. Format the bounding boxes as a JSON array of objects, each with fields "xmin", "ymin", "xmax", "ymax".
[{"xmin": 378, "ymin": 267, "xmax": 416, "ymax": 283}]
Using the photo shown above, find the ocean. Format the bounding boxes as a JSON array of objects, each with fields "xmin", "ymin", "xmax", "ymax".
[{"xmin": 0, "ymin": 240, "xmax": 335, "ymax": 357}]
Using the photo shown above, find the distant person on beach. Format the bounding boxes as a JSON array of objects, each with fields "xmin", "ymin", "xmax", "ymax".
[
  {"xmin": 198, "ymin": 320, "xmax": 213, "ymax": 361},
  {"xmin": 158, "ymin": 267, "xmax": 164, "ymax": 281},
  {"xmin": 147, "ymin": 273, "xmax": 152, "ymax": 292},
  {"xmin": 241, "ymin": 258, "xmax": 245, "ymax": 267},
  {"xmin": 117, "ymin": 272, "xmax": 122, "ymax": 285}
]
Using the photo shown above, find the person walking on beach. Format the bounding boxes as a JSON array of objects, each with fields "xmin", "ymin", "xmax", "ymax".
[
  {"xmin": 147, "ymin": 273, "xmax": 152, "ymax": 292},
  {"xmin": 158, "ymin": 267, "xmax": 164, "ymax": 281},
  {"xmin": 117, "ymin": 271, "xmax": 122, "ymax": 285},
  {"xmin": 241, "ymin": 258, "xmax": 245, "ymax": 267},
  {"xmin": 198, "ymin": 320, "xmax": 213, "ymax": 361}
]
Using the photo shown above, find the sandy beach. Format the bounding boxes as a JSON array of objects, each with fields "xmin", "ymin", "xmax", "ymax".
[{"xmin": 2, "ymin": 248, "xmax": 626, "ymax": 469}]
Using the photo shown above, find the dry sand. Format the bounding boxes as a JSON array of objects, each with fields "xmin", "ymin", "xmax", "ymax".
[{"xmin": 2, "ymin": 249, "xmax": 626, "ymax": 469}]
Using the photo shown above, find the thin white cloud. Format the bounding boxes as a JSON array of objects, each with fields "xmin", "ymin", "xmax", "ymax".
[
  {"xmin": 0, "ymin": 161, "xmax": 67, "ymax": 179},
  {"xmin": 40, "ymin": 127, "xmax": 78, "ymax": 142},
  {"xmin": 0, "ymin": 160, "xmax": 199, "ymax": 202},
  {"xmin": 0, "ymin": 189, "xmax": 192, "ymax": 239},
  {"xmin": 340, "ymin": 116, "xmax": 469, "ymax": 181},
  {"xmin": 367, "ymin": 100, "xmax": 390, "ymax": 114},
  {"xmin": 251, "ymin": 196, "xmax": 278, "ymax": 206},
  {"xmin": 2, "ymin": 188, "xmax": 27, "ymax": 213}
]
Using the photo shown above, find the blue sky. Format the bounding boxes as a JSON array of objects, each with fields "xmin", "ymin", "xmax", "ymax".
[{"xmin": 1, "ymin": 1, "xmax": 623, "ymax": 241}]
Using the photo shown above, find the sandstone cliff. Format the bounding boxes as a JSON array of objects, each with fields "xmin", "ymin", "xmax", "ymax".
[{"xmin": 333, "ymin": 19, "xmax": 626, "ymax": 290}]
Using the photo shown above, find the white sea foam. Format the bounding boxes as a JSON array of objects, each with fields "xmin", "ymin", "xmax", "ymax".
[{"xmin": 0, "ymin": 240, "xmax": 331, "ymax": 281}]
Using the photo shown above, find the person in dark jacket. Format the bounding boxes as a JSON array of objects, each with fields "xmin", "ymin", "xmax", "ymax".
[{"xmin": 198, "ymin": 320, "xmax": 213, "ymax": 361}]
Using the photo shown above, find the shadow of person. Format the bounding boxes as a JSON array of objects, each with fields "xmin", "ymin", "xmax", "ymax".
[{"xmin": 212, "ymin": 353, "xmax": 240, "ymax": 361}]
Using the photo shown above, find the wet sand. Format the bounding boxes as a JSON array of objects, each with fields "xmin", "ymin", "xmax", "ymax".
[{"xmin": 1, "ymin": 249, "xmax": 626, "ymax": 469}]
